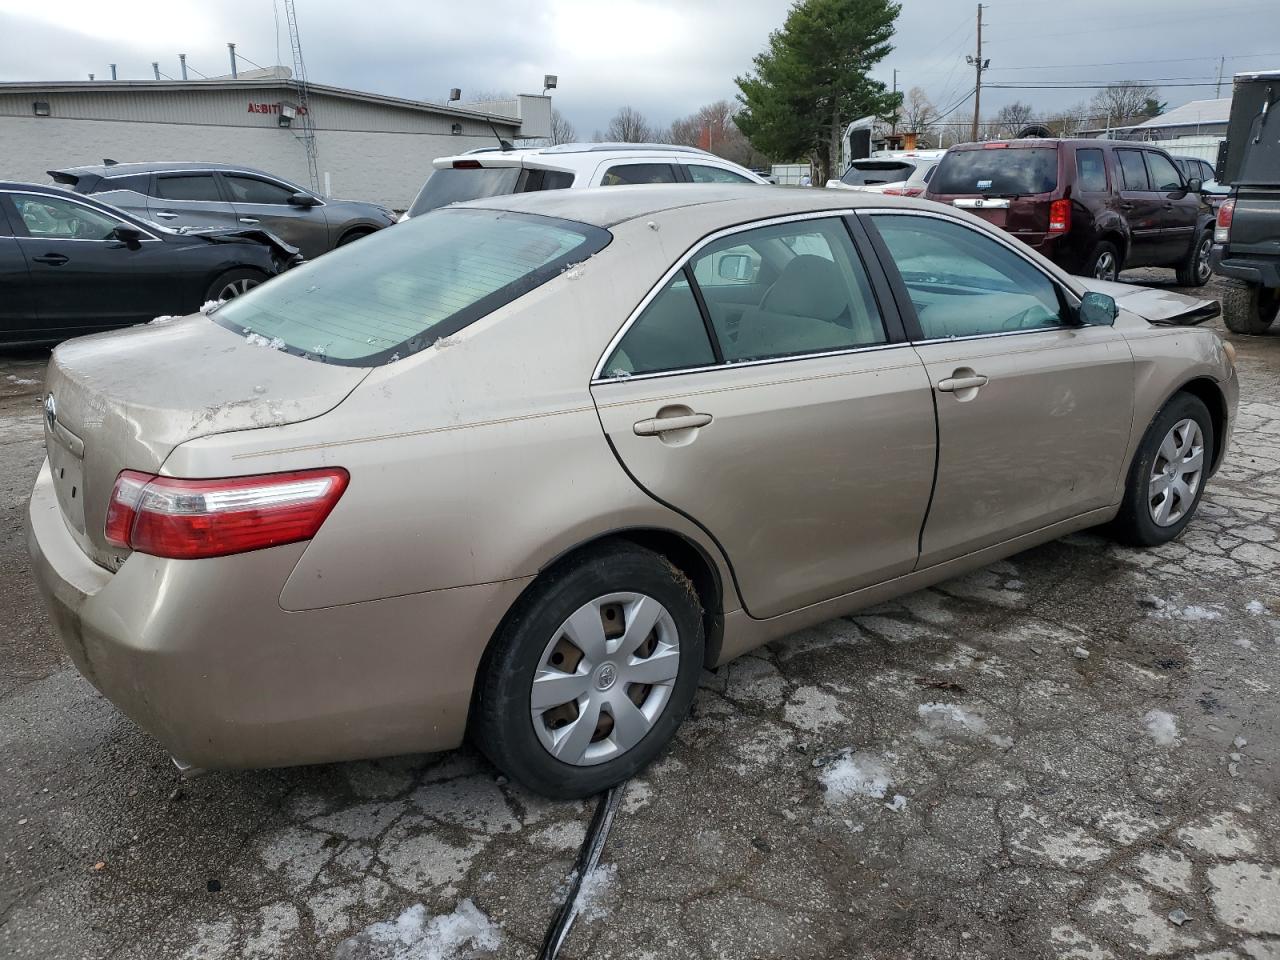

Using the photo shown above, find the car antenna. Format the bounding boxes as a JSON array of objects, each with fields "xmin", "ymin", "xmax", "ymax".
[{"xmin": 487, "ymin": 122, "xmax": 515, "ymax": 152}]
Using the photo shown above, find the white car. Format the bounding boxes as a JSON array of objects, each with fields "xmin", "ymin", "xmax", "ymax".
[
  {"xmin": 403, "ymin": 143, "xmax": 768, "ymax": 219},
  {"xmin": 826, "ymin": 151, "xmax": 946, "ymax": 197}
]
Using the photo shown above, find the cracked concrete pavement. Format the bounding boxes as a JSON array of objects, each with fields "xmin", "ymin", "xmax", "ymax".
[{"xmin": 2, "ymin": 271, "xmax": 1280, "ymax": 959}]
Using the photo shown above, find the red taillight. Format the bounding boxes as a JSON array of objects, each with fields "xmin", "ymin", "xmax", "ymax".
[
  {"xmin": 1215, "ymin": 198, "xmax": 1235, "ymax": 243},
  {"xmin": 982, "ymin": 142, "xmax": 1009, "ymax": 149},
  {"xmin": 452, "ymin": 159, "xmax": 483, "ymax": 169},
  {"xmin": 104, "ymin": 468, "xmax": 349, "ymax": 560},
  {"xmin": 1048, "ymin": 198, "xmax": 1072, "ymax": 235}
]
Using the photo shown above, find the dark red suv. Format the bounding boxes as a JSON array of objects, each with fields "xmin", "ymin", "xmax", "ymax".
[{"xmin": 925, "ymin": 139, "xmax": 1216, "ymax": 285}]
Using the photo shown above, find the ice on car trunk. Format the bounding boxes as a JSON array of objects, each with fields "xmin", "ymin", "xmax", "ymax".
[{"xmin": 41, "ymin": 314, "xmax": 370, "ymax": 569}]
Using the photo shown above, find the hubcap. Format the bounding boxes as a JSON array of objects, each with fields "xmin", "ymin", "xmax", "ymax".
[
  {"xmin": 1094, "ymin": 251, "xmax": 1117, "ymax": 281},
  {"xmin": 1196, "ymin": 237, "xmax": 1212, "ymax": 283},
  {"xmin": 1148, "ymin": 418, "xmax": 1204, "ymax": 527},
  {"xmin": 530, "ymin": 592, "xmax": 680, "ymax": 767},
  {"xmin": 217, "ymin": 278, "xmax": 258, "ymax": 301}
]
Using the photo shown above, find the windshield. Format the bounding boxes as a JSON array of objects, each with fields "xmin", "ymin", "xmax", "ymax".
[
  {"xmin": 840, "ymin": 161, "xmax": 914, "ymax": 186},
  {"xmin": 408, "ymin": 167, "xmax": 522, "ymax": 216},
  {"xmin": 931, "ymin": 147, "xmax": 1058, "ymax": 196},
  {"xmin": 213, "ymin": 208, "xmax": 611, "ymax": 365}
]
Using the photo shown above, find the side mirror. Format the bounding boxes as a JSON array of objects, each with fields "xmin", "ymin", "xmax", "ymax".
[
  {"xmin": 1188, "ymin": 177, "xmax": 1203, "ymax": 193},
  {"xmin": 288, "ymin": 192, "xmax": 319, "ymax": 207},
  {"xmin": 111, "ymin": 225, "xmax": 143, "ymax": 246},
  {"xmin": 1078, "ymin": 291, "xmax": 1118, "ymax": 327},
  {"xmin": 717, "ymin": 253, "xmax": 753, "ymax": 281}
]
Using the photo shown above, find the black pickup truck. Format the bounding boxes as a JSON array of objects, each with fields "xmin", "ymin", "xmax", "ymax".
[{"xmin": 1211, "ymin": 71, "xmax": 1280, "ymax": 334}]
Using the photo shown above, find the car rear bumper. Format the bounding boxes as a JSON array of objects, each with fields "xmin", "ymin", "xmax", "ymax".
[
  {"xmin": 1211, "ymin": 246, "xmax": 1280, "ymax": 288},
  {"xmin": 26, "ymin": 459, "xmax": 530, "ymax": 769}
]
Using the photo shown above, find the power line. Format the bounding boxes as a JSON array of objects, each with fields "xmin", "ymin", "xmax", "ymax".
[
  {"xmin": 985, "ymin": 81, "xmax": 1224, "ymax": 89},
  {"xmin": 988, "ymin": 52, "xmax": 1280, "ymax": 72}
]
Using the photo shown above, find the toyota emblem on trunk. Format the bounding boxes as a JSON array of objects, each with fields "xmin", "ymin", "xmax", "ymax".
[{"xmin": 44, "ymin": 393, "xmax": 57, "ymax": 431}]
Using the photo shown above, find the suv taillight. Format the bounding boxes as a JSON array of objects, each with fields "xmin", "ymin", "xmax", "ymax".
[
  {"xmin": 1215, "ymin": 198, "xmax": 1235, "ymax": 243},
  {"xmin": 1048, "ymin": 198, "xmax": 1072, "ymax": 235},
  {"xmin": 105, "ymin": 468, "xmax": 349, "ymax": 559}
]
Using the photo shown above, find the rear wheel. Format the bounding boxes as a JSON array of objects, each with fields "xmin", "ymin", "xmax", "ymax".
[
  {"xmin": 471, "ymin": 543, "xmax": 704, "ymax": 799},
  {"xmin": 204, "ymin": 268, "xmax": 265, "ymax": 303},
  {"xmin": 1084, "ymin": 241, "xmax": 1121, "ymax": 282},
  {"xmin": 1112, "ymin": 392, "xmax": 1213, "ymax": 547},
  {"xmin": 1221, "ymin": 278, "xmax": 1280, "ymax": 335},
  {"xmin": 1175, "ymin": 230, "xmax": 1213, "ymax": 287}
]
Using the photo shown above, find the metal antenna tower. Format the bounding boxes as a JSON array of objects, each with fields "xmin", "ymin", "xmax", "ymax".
[{"xmin": 283, "ymin": 0, "xmax": 321, "ymax": 192}]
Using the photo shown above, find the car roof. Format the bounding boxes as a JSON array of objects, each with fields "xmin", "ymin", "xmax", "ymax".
[
  {"xmin": 432, "ymin": 142, "xmax": 761, "ymax": 177},
  {"xmin": 460, "ymin": 182, "xmax": 933, "ymax": 228},
  {"xmin": 51, "ymin": 161, "xmax": 281, "ymax": 179}
]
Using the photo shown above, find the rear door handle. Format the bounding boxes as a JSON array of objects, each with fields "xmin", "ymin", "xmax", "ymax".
[
  {"xmin": 32, "ymin": 253, "xmax": 69, "ymax": 265},
  {"xmin": 937, "ymin": 374, "xmax": 988, "ymax": 392},
  {"xmin": 153, "ymin": 211, "xmax": 179, "ymax": 219},
  {"xmin": 633, "ymin": 412, "xmax": 712, "ymax": 436},
  {"xmin": 238, "ymin": 218, "xmax": 260, "ymax": 224}
]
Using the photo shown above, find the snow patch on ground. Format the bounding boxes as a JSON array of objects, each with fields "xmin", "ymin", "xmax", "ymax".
[
  {"xmin": 1246, "ymin": 600, "xmax": 1267, "ymax": 615},
  {"xmin": 821, "ymin": 752, "xmax": 892, "ymax": 804},
  {"xmin": 916, "ymin": 701, "xmax": 1012, "ymax": 747},
  {"xmin": 333, "ymin": 899, "xmax": 500, "ymax": 959},
  {"xmin": 5, "ymin": 375, "xmax": 38, "ymax": 385},
  {"xmin": 576, "ymin": 863, "xmax": 617, "ymax": 921},
  {"xmin": 1145, "ymin": 597, "xmax": 1222, "ymax": 621},
  {"xmin": 1143, "ymin": 709, "xmax": 1181, "ymax": 747},
  {"xmin": 884, "ymin": 794, "xmax": 908, "ymax": 813}
]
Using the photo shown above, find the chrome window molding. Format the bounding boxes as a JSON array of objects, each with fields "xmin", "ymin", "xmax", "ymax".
[
  {"xmin": 4, "ymin": 190, "xmax": 162, "ymax": 242},
  {"xmin": 590, "ymin": 208, "xmax": 865, "ymax": 383},
  {"xmin": 591, "ymin": 340, "xmax": 912, "ymax": 386}
]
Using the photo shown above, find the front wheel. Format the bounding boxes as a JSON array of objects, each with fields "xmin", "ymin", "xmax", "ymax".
[
  {"xmin": 471, "ymin": 543, "xmax": 704, "ymax": 799},
  {"xmin": 1221, "ymin": 278, "xmax": 1280, "ymax": 335},
  {"xmin": 1112, "ymin": 392, "xmax": 1214, "ymax": 547},
  {"xmin": 204, "ymin": 268, "xmax": 265, "ymax": 303}
]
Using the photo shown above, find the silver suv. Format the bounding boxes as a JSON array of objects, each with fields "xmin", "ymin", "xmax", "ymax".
[{"xmin": 48, "ymin": 161, "xmax": 397, "ymax": 259}]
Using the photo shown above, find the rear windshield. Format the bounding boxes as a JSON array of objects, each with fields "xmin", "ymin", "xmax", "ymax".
[
  {"xmin": 840, "ymin": 161, "xmax": 914, "ymax": 186},
  {"xmin": 931, "ymin": 147, "xmax": 1058, "ymax": 196},
  {"xmin": 212, "ymin": 208, "xmax": 611, "ymax": 365},
  {"xmin": 408, "ymin": 167, "xmax": 522, "ymax": 216}
]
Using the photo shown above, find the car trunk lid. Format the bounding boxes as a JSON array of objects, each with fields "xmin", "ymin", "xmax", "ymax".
[{"xmin": 43, "ymin": 315, "xmax": 370, "ymax": 569}]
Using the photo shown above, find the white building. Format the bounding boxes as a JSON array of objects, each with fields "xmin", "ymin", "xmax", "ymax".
[{"xmin": 0, "ymin": 72, "xmax": 552, "ymax": 208}]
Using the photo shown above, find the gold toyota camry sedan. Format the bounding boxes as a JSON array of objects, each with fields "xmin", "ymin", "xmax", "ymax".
[{"xmin": 27, "ymin": 185, "xmax": 1237, "ymax": 798}]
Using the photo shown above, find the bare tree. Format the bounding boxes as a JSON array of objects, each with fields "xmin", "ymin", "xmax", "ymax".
[
  {"xmin": 662, "ymin": 100, "xmax": 768, "ymax": 167},
  {"xmin": 901, "ymin": 87, "xmax": 938, "ymax": 146},
  {"xmin": 548, "ymin": 108, "xmax": 577, "ymax": 145},
  {"xmin": 992, "ymin": 101, "xmax": 1035, "ymax": 138},
  {"xmin": 598, "ymin": 106, "xmax": 656, "ymax": 143},
  {"xmin": 1089, "ymin": 82, "xmax": 1160, "ymax": 128}
]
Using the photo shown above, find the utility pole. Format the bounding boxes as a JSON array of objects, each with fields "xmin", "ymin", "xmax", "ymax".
[
  {"xmin": 1215, "ymin": 56, "xmax": 1226, "ymax": 98},
  {"xmin": 891, "ymin": 68, "xmax": 899, "ymax": 135},
  {"xmin": 966, "ymin": 3, "xmax": 989, "ymax": 142}
]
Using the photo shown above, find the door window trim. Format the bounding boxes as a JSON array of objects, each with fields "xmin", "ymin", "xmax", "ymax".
[
  {"xmin": 857, "ymin": 208, "xmax": 1084, "ymax": 345},
  {"xmin": 152, "ymin": 171, "xmax": 230, "ymax": 204},
  {"xmin": 591, "ymin": 209, "xmax": 911, "ymax": 384},
  {"xmin": 4, "ymin": 190, "xmax": 162, "ymax": 242},
  {"xmin": 218, "ymin": 171, "xmax": 324, "ymax": 207}
]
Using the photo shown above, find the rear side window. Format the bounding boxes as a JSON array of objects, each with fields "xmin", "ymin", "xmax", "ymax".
[
  {"xmin": 408, "ymin": 167, "xmax": 522, "ymax": 216},
  {"xmin": 100, "ymin": 174, "xmax": 150, "ymax": 195},
  {"xmin": 531, "ymin": 169, "xmax": 574, "ymax": 191},
  {"xmin": 154, "ymin": 174, "xmax": 221, "ymax": 202},
  {"xmin": 213, "ymin": 209, "xmax": 610, "ymax": 365},
  {"xmin": 1144, "ymin": 152, "xmax": 1183, "ymax": 191},
  {"xmin": 601, "ymin": 164, "xmax": 678, "ymax": 186},
  {"xmin": 688, "ymin": 164, "xmax": 753, "ymax": 184},
  {"xmin": 1116, "ymin": 151, "xmax": 1150, "ymax": 190},
  {"xmin": 1075, "ymin": 149, "xmax": 1109, "ymax": 192},
  {"xmin": 605, "ymin": 273, "xmax": 715, "ymax": 376},
  {"xmin": 841, "ymin": 161, "xmax": 913, "ymax": 186},
  {"xmin": 930, "ymin": 147, "xmax": 1058, "ymax": 196}
]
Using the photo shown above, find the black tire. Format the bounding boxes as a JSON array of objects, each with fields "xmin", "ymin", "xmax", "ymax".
[
  {"xmin": 471, "ymin": 543, "xmax": 704, "ymax": 799},
  {"xmin": 1083, "ymin": 240, "xmax": 1122, "ymax": 282},
  {"xmin": 1221, "ymin": 278, "xmax": 1280, "ymax": 335},
  {"xmin": 337, "ymin": 229, "xmax": 373, "ymax": 247},
  {"xmin": 204, "ymin": 268, "xmax": 265, "ymax": 303},
  {"xmin": 1113, "ymin": 392, "xmax": 1214, "ymax": 547},
  {"xmin": 1175, "ymin": 229, "xmax": 1213, "ymax": 287}
]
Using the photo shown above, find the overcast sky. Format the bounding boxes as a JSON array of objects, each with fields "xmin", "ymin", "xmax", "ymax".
[{"xmin": 1, "ymin": 0, "xmax": 1277, "ymax": 135}]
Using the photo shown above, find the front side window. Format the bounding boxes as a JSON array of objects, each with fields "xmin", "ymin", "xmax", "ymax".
[
  {"xmin": 600, "ymin": 163, "xmax": 678, "ymax": 186},
  {"xmin": 1116, "ymin": 150, "xmax": 1150, "ymax": 191},
  {"xmin": 871, "ymin": 214, "xmax": 1064, "ymax": 338},
  {"xmin": 11, "ymin": 195, "xmax": 121, "ymax": 240},
  {"xmin": 223, "ymin": 175, "xmax": 297, "ymax": 205},
  {"xmin": 1144, "ymin": 152, "xmax": 1183, "ymax": 192},
  {"xmin": 155, "ymin": 174, "xmax": 221, "ymax": 202},
  {"xmin": 604, "ymin": 273, "xmax": 715, "ymax": 376},
  {"xmin": 1075, "ymin": 149, "xmax": 1108, "ymax": 192},
  {"xmin": 213, "ymin": 208, "xmax": 610, "ymax": 365},
  {"xmin": 688, "ymin": 164, "xmax": 752, "ymax": 184}
]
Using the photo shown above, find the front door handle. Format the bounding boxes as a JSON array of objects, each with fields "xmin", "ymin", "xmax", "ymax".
[
  {"xmin": 633, "ymin": 412, "xmax": 712, "ymax": 436},
  {"xmin": 238, "ymin": 217, "xmax": 260, "ymax": 224},
  {"xmin": 32, "ymin": 253, "xmax": 69, "ymax": 265},
  {"xmin": 153, "ymin": 211, "xmax": 179, "ymax": 219},
  {"xmin": 937, "ymin": 374, "xmax": 988, "ymax": 392}
]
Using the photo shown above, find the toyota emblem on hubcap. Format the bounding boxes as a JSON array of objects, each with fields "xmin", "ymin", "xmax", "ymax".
[{"xmin": 595, "ymin": 663, "xmax": 617, "ymax": 691}]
